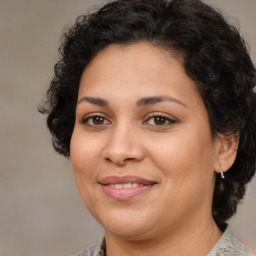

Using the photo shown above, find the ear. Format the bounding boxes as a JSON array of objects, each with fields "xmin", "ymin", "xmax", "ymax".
[{"xmin": 214, "ymin": 133, "xmax": 239, "ymax": 174}]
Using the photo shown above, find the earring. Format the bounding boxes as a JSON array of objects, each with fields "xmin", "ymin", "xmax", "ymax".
[{"xmin": 221, "ymin": 171, "xmax": 225, "ymax": 179}]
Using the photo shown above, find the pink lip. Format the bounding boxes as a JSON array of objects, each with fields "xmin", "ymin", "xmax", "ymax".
[
  {"xmin": 100, "ymin": 175, "xmax": 156, "ymax": 185},
  {"xmin": 99, "ymin": 175, "xmax": 157, "ymax": 200}
]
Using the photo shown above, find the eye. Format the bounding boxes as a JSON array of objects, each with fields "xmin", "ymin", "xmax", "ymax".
[
  {"xmin": 81, "ymin": 114, "xmax": 111, "ymax": 126},
  {"xmin": 144, "ymin": 115, "xmax": 176, "ymax": 126}
]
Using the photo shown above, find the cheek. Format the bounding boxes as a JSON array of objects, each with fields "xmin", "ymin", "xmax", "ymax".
[
  {"xmin": 147, "ymin": 131, "xmax": 215, "ymax": 215},
  {"xmin": 70, "ymin": 130, "xmax": 109, "ymax": 221},
  {"xmin": 70, "ymin": 129, "xmax": 100, "ymax": 199},
  {"xmin": 70, "ymin": 128, "xmax": 100, "ymax": 171},
  {"xmin": 147, "ymin": 125, "xmax": 216, "ymax": 181}
]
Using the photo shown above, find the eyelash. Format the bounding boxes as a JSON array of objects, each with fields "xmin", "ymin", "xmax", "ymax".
[
  {"xmin": 81, "ymin": 114, "xmax": 111, "ymax": 126},
  {"xmin": 81, "ymin": 113, "xmax": 176, "ymax": 127},
  {"xmin": 143, "ymin": 113, "xmax": 176, "ymax": 126}
]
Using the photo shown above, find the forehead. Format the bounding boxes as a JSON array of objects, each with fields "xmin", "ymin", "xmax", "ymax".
[
  {"xmin": 78, "ymin": 43, "xmax": 202, "ymax": 109},
  {"xmin": 81, "ymin": 43, "xmax": 185, "ymax": 81}
]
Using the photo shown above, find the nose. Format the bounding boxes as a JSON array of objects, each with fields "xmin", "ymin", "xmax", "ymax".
[{"xmin": 102, "ymin": 123, "xmax": 145, "ymax": 166}]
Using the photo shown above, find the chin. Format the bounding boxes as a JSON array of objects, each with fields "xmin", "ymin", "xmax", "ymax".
[
  {"xmin": 94, "ymin": 208, "xmax": 157, "ymax": 239},
  {"xmin": 106, "ymin": 223, "xmax": 155, "ymax": 241}
]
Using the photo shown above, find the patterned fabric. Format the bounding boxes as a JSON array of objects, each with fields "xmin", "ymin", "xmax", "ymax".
[
  {"xmin": 73, "ymin": 225, "xmax": 251, "ymax": 256},
  {"xmin": 207, "ymin": 225, "xmax": 251, "ymax": 256},
  {"xmin": 73, "ymin": 238, "xmax": 106, "ymax": 256}
]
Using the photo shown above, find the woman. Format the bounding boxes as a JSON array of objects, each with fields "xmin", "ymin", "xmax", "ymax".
[{"xmin": 40, "ymin": 0, "xmax": 256, "ymax": 255}]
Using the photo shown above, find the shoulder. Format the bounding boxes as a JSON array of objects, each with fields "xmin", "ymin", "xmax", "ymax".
[
  {"xmin": 207, "ymin": 225, "xmax": 251, "ymax": 256},
  {"xmin": 72, "ymin": 238, "xmax": 105, "ymax": 256}
]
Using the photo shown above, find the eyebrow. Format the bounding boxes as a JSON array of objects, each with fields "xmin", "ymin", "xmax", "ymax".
[
  {"xmin": 136, "ymin": 96, "xmax": 187, "ymax": 108},
  {"xmin": 77, "ymin": 97, "xmax": 109, "ymax": 106},
  {"xmin": 77, "ymin": 95, "xmax": 187, "ymax": 108}
]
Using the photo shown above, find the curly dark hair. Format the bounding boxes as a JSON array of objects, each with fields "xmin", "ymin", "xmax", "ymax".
[{"xmin": 40, "ymin": 0, "xmax": 256, "ymax": 227}]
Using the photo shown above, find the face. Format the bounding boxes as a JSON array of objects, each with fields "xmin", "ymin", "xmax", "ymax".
[{"xmin": 71, "ymin": 43, "xmax": 220, "ymax": 241}]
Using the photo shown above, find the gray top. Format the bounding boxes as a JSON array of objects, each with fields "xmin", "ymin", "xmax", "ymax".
[
  {"xmin": 207, "ymin": 225, "xmax": 251, "ymax": 256},
  {"xmin": 73, "ymin": 225, "xmax": 251, "ymax": 256}
]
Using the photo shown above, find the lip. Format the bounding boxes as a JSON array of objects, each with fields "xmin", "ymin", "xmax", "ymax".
[
  {"xmin": 99, "ymin": 175, "xmax": 157, "ymax": 200},
  {"xmin": 99, "ymin": 175, "xmax": 156, "ymax": 185}
]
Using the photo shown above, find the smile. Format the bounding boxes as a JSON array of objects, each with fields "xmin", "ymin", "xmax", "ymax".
[
  {"xmin": 99, "ymin": 175, "xmax": 157, "ymax": 200},
  {"xmin": 109, "ymin": 183, "xmax": 142, "ymax": 189}
]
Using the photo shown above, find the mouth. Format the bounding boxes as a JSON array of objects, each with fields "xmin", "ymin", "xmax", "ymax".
[{"xmin": 99, "ymin": 175, "xmax": 157, "ymax": 200}]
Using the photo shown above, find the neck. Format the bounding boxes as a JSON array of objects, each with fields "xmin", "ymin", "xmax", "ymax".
[{"xmin": 104, "ymin": 218, "xmax": 222, "ymax": 256}]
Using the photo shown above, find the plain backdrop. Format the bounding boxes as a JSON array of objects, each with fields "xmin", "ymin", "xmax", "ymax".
[{"xmin": 0, "ymin": 0, "xmax": 255, "ymax": 255}]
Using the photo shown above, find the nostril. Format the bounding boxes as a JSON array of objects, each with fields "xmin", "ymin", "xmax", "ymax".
[
  {"xmin": 105, "ymin": 157, "xmax": 135, "ymax": 166},
  {"xmin": 105, "ymin": 158, "xmax": 112, "ymax": 163},
  {"xmin": 125, "ymin": 158, "xmax": 134, "ymax": 161}
]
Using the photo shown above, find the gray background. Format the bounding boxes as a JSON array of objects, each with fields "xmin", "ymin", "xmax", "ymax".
[{"xmin": 0, "ymin": 0, "xmax": 255, "ymax": 255}]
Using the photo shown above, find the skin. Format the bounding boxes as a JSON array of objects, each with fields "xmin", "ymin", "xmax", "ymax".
[{"xmin": 70, "ymin": 43, "xmax": 238, "ymax": 256}]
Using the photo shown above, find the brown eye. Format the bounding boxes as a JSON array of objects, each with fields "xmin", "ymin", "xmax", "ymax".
[
  {"xmin": 92, "ymin": 116, "xmax": 105, "ymax": 125},
  {"xmin": 82, "ymin": 115, "xmax": 110, "ymax": 126},
  {"xmin": 145, "ymin": 115, "xmax": 176, "ymax": 126},
  {"xmin": 154, "ymin": 116, "xmax": 167, "ymax": 125}
]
